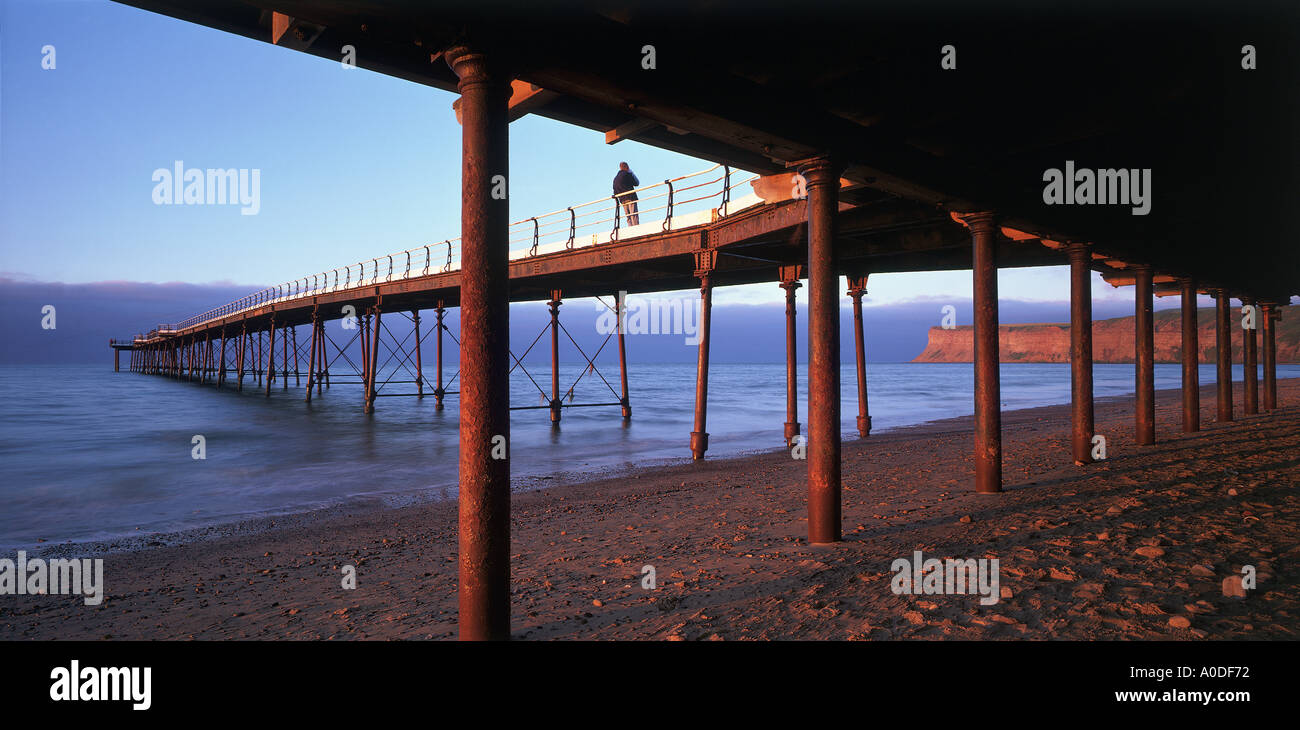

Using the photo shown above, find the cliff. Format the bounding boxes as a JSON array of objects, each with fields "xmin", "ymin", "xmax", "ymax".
[{"xmin": 912, "ymin": 305, "xmax": 1299, "ymax": 363}]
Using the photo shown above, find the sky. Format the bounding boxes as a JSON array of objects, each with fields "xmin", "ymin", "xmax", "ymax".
[{"xmin": 0, "ymin": 0, "xmax": 1254, "ymax": 363}]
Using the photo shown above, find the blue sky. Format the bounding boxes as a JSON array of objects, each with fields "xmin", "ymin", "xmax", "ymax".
[{"xmin": 1, "ymin": 0, "xmax": 1210, "ymax": 312}]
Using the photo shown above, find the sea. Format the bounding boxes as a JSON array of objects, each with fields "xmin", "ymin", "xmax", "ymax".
[{"xmin": 0, "ymin": 361, "xmax": 1293, "ymax": 549}]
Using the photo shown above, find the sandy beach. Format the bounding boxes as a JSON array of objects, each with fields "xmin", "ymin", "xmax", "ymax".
[{"xmin": 2, "ymin": 378, "xmax": 1296, "ymax": 641}]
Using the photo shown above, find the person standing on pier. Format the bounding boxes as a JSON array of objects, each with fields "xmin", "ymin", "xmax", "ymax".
[{"xmin": 613, "ymin": 162, "xmax": 640, "ymax": 226}]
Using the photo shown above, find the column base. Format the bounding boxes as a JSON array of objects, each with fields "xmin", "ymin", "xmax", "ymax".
[{"xmin": 690, "ymin": 431, "xmax": 708, "ymax": 460}]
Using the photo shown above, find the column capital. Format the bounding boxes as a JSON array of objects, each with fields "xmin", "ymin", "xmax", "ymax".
[
  {"xmin": 778, "ymin": 264, "xmax": 804, "ymax": 286},
  {"xmin": 444, "ymin": 44, "xmax": 512, "ymax": 93},
  {"xmin": 1064, "ymin": 241, "xmax": 1092, "ymax": 263},
  {"xmin": 955, "ymin": 210, "xmax": 998, "ymax": 233},
  {"xmin": 846, "ymin": 274, "xmax": 868, "ymax": 296},
  {"xmin": 789, "ymin": 155, "xmax": 844, "ymax": 185}
]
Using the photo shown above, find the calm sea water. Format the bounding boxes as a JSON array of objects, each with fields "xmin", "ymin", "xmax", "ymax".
[{"xmin": 0, "ymin": 361, "xmax": 1292, "ymax": 548}]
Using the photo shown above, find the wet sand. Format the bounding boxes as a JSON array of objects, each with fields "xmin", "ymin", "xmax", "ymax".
[{"xmin": 2, "ymin": 379, "xmax": 1297, "ymax": 640}]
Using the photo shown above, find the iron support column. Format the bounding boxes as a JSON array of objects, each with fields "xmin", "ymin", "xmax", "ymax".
[
  {"xmin": 413, "ymin": 311, "xmax": 424, "ymax": 397},
  {"xmin": 690, "ymin": 273, "xmax": 713, "ymax": 460},
  {"xmin": 1243, "ymin": 298, "xmax": 1258, "ymax": 415},
  {"xmin": 847, "ymin": 275, "xmax": 871, "ymax": 438},
  {"xmin": 435, "ymin": 303, "xmax": 446, "ymax": 410},
  {"xmin": 966, "ymin": 212, "xmax": 1002, "ymax": 494},
  {"xmin": 265, "ymin": 316, "xmax": 277, "ymax": 397},
  {"xmin": 1134, "ymin": 265, "xmax": 1155, "ymax": 445},
  {"xmin": 305, "ymin": 312, "xmax": 318, "ymax": 403},
  {"xmin": 1068, "ymin": 242, "xmax": 1095, "ymax": 463},
  {"xmin": 804, "ymin": 157, "xmax": 843, "ymax": 540},
  {"xmin": 1262, "ymin": 303, "xmax": 1277, "ymax": 411},
  {"xmin": 780, "ymin": 275, "xmax": 801, "ymax": 443},
  {"xmin": 366, "ymin": 305, "xmax": 382, "ymax": 413},
  {"xmin": 1180, "ymin": 278, "xmax": 1200, "ymax": 432},
  {"xmin": 1215, "ymin": 290, "xmax": 1233, "ymax": 422},
  {"xmin": 549, "ymin": 291, "xmax": 562, "ymax": 424},
  {"xmin": 616, "ymin": 292, "xmax": 631, "ymax": 419},
  {"xmin": 448, "ymin": 44, "xmax": 512, "ymax": 641}
]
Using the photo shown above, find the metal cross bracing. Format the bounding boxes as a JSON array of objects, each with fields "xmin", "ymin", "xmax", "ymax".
[{"xmin": 126, "ymin": 291, "xmax": 634, "ymax": 422}]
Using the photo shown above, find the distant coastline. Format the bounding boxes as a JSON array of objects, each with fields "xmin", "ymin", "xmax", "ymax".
[{"xmin": 914, "ymin": 305, "xmax": 1298, "ymax": 363}]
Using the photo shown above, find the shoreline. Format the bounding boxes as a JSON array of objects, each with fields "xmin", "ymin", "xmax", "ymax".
[
  {"xmin": 20, "ymin": 374, "xmax": 1209, "ymax": 560},
  {"xmin": 3, "ymin": 378, "xmax": 1297, "ymax": 640}
]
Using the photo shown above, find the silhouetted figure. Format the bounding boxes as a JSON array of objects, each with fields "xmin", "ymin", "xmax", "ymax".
[{"xmin": 613, "ymin": 162, "xmax": 640, "ymax": 226}]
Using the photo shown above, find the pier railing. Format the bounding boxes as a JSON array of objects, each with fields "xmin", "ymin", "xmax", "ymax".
[{"xmin": 155, "ymin": 165, "xmax": 760, "ymax": 335}]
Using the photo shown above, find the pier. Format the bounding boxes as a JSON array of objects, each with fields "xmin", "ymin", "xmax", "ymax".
[{"xmin": 109, "ymin": 2, "xmax": 1297, "ymax": 640}]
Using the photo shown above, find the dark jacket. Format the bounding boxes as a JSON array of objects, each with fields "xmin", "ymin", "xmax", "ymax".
[{"xmin": 613, "ymin": 169, "xmax": 640, "ymax": 199}]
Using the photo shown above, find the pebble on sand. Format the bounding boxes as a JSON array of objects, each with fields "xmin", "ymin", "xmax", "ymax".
[
  {"xmin": 1222, "ymin": 575, "xmax": 1248, "ymax": 599},
  {"xmin": 1168, "ymin": 616, "xmax": 1191, "ymax": 629}
]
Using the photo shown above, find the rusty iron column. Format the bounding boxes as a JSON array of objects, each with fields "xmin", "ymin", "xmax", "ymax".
[
  {"xmin": 1067, "ymin": 242, "xmax": 1095, "ymax": 463},
  {"xmin": 114, "ymin": 348, "xmax": 120, "ymax": 372},
  {"xmin": 548, "ymin": 290, "xmax": 562, "ymax": 424},
  {"xmin": 616, "ymin": 292, "xmax": 631, "ymax": 419},
  {"xmin": 413, "ymin": 311, "xmax": 424, "ymax": 397},
  {"xmin": 237, "ymin": 322, "xmax": 247, "ymax": 390},
  {"xmin": 256, "ymin": 329, "xmax": 263, "ymax": 387},
  {"xmin": 804, "ymin": 156, "xmax": 843, "ymax": 540},
  {"xmin": 1179, "ymin": 278, "xmax": 1200, "ymax": 432},
  {"xmin": 690, "ymin": 266, "xmax": 714, "ymax": 460},
  {"xmin": 281, "ymin": 322, "xmax": 290, "ymax": 389},
  {"xmin": 1243, "ymin": 297, "xmax": 1258, "ymax": 415},
  {"xmin": 1215, "ymin": 290, "xmax": 1233, "ymax": 422},
  {"xmin": 305, "ymin": 311, "xmax": 319, "ymax": 403},
  {"xmin": 265, "ymin": 316, "xmax": 277, "ymax": 397},
  {"xmin": 366, "ymin": 304, "xmax": 382, "ymax": 413},
  {"xmin": 779, "ymin": 270, "xmax": 801, "ymax": 444},
  {"xmin": 292, "ymin": 326, "xmax": 301, "ymax": 386},
  {"xmin": 965, "ymin": 211, "xmax": 1002, "ymax": 494},
  {"xmin": 318, "ymin": 317, "xmax": 329, "ymax": 393},
  {"xmin": 359, "ymin": 311, "xmax": 371, "ymax": 399},
  {"xmin": 435, "ymin": 302, "xmax": 446, "ymax": 410},
  {"xmin": 1262, "ymin": 303, "xmax": 1277, "ymax": 411},
  {"xmin": 448, "ymin": 44, "xmax": 512, "ymax": 641},
  {"xmin": 847, "ymin": 274, "xmax": 871, "ymax": 438},
  {"xmin": 1134, "ymin": 265, "xmax": 1155, "ymax": 445}
]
